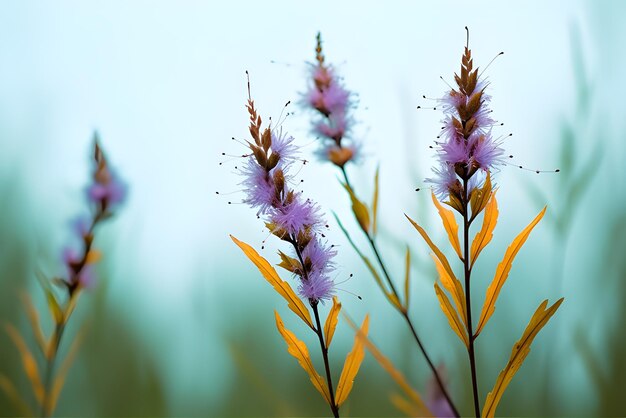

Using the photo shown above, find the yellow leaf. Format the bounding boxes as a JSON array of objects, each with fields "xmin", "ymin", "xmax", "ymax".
[
  {"xmin": 342, "ymin": 182, "xmax": 370, "ymax": 234},
  {"xmin": 372, "ymin": 166, "xmax": 380, "ymax": 236},
  {"xmin": 274, "ymin": 311, "xmax": 331, "ymax": 405},
  {"xmin": 333, "ymin": 214, "xmax": 398, "ymax": 308},
  {"xmin": 344, "ymin": 314, "xmax": 433, "ymax": 417},
  {"xmin": 405, "ymin": 214, "xmax": 456, "ymax": 289},
  {"xmin": 20, "ymin": 292, "xmax": 47, "ymax": 355},
  {"xmin": 48, "ymin": 326, "xmax": 86, "ymax": 416},
  {"xmin": 324, "ymin": 297, "xmax": 342, "ymax": 348},
  {"xmin": 403, "ymin": 247, "xmax": 411, "ymax": 311},
  {"xmin": 335, "ymin": 315, "xmax": 369, "ymax": 406},
  {"xmin": 45, "ymin": 288, "xmax": 64, "ymax": 325},
  {"xmin": 431, "ymin": 254, "xmax": 467, "ymax": 328},
  {"xmin": 470, "ymin": 171, "xmax": 492, "ymax": 218},
  {"xmin": 434, "ymin": 284, "xmax": 468, "ymax": 347},
  {"xmin": 475, "ymin": 207, "xmax": 546, "ymax": 336},
  {"xmin": 0, "ymin": 374, "xmax": 34, "ymax": 417},
  {"xmin": 5, "ymin": 323, "xmax": 44, "ymax": 406},
  {"xmin": 431, "ymin": 191, "xmax": 463, "ymax": 260},
  {"xmin": 231, "ymin": 236, "xmax": 314, "ymax": 329},
  {"xmin": 470, "ymin": 192, "xmax": 499, "ymax": 268},
  {"xmin": 277, "ymin": 251, "xmax": 301, "ymax": 274},
  {"xmin": 85, "ymin": 249, "xmax": 101, "ymax": 264},
  {"xmin": 482, "ymin": 298, "xmax": 564, "ymax": 418},
  {"xmin": 390, "ymin": 393, "xmax": 420, "ymax": 417}
]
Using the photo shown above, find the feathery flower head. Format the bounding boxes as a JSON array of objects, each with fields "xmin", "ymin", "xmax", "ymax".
[
  {"xmin": 239, "ymin": 83, "xmax": 336, "ymax": 301},
  {"xmin": 303, "ymin": 32, "xmax": 359, "ymax": 168},
  {"xmin": 426, "ymin": 29, "xmax": 505, "ymax": 203}
]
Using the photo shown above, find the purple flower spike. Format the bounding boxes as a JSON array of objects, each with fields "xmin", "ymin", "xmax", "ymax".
[
  {"xmin": 89, "ymin": 141, "xmax": 127, "ymax": 212},
  {"xmin": 238, "ymin": 92, "xmax": 338, "ymax": 303},
  {"xmin": 302, "ymin": 32, "xmax": 359, "ymax": 168},
  {"xmin": 425, "ymin": 39, "xmax": 506, "ymax": 202}
]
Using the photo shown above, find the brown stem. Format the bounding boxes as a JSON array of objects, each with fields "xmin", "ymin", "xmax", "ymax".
[
  {"xmin": 291, "ymin": 239, "xmax": 339, "ymax": 417},
  {"xmin": 341, "ymin": 167, "xmax": 460, "ymax": 418},
  {"xmin": 312, "ymin": 302, "xmax": 340, "ymax": 418},
  {"xmin": 463, "ymin": 177, "xmax": 481, "ymax": 417}
]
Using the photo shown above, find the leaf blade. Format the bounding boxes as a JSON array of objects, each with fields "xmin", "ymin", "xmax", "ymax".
[
  {"xmin": 372, "ymin": 166, "xmax": 380, "ymax": 236},
  {"xmin": 405, "ymin": 214, "xmax": 456, "ymax": 287},
  {"xmin": 324, "ymin": 297, "xmax": 342, "ymax": 348},
  {"xmin": 344, "ymin": 314, "xmax": 433, "ymax": 417},
  {"xmin": 404, "ymin": 247, "xmax": 411, "ymax": 311},
  {"xmin": 335, "ymin": 315, "xmax": 369, "ymax": 406},
  {"xmin": 475, "ymin": 207, "xmax": 546, "ymax": 336},
  {"xmin": 431, "ymin": 254, "xmax": 467, "ymax": 328},
  {"xmin": 5, "ymin": 323, "xmax": 44, "ymax": 406},
  {"xmin": 431, "ymin": 192, "xmax": 463, "ymax": 260},
  {"xmin": 482, "ymin": 298, "xmax": 564, "ymax": 417},
  {"xmin": 231, "ymin": 236, "xmax": 313, "ymax": 329},
  {"xmin": 274, "ymin": 311, "xmax": 331, "ymax": 405},
  {"xmin": 470, "ymin": 192, "xmax": 499, "ymax": 268},
  {"xmin": 434, "ymin": 284, "xmax": 468, "ymax": 348}
]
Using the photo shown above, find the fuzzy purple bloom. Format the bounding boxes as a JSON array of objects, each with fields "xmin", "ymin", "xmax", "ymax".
[
  {"xmin": 271, "ymin": 195, "xmax": 321, "ymax": 235},
  {"xmin": 240, "ymin": 159, "xmax": 277, "ymax": 215},
  {"xmin": 239, "ymin": 96, "xmax": 337, "ymax": 302},
  {"xmin": 62, "ymin": 247, "xmax": 96, "ymax": 288},
  {"xmin": 426, "ymin": 44, "xmax": 505, "ymax": 201},
  {"xmin": 426, "ymin": 164, "xmax": 459, "ymax": 201},
  {"xmin": 299, "ymin": 237, "xmax": 336, "ymax": 301}
]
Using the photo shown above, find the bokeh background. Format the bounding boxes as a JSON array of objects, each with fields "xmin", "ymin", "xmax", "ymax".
[{"xmin": 1, "ymin": 0, "xmax": 624, "ymax": 416}]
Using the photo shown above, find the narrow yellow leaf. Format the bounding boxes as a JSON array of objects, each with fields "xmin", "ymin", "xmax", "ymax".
[
  {"xmin": 0, "ymin": 374, "xmax": 34, "ymax": 417},
  {"xmin": 470, "ymin": 171, "xmax": 492, "ymax": 218},
  {"xmin": 344, "ymin": 314, "xmax": 433, "ymax": 417},
  {"xmin": 85, "ymin": 249, "xmax": 101, "ymax": 264},
  {"xmin": 342, "ymin": 182, "xmax": 370, "ymax": 234},
  {"xmin": 431, "ymin": 191, "xmax": 463, "ymax": 260},
  {"xmin": 274, "ymin": 311, "xmax": 331, "ymax": 405},
  {"xmin": 470, "ymin": 192, "xmax": 499, "ymax": 268},
  {"xmin": 324, "ymin": 297, "xmax": 342, "ymax": 348},
  {"xmin": 5, "ymin": 323, "xmax": 44, "ymax": 405},
  {"xmin": 48, "ymin": 326, "xmax": 86, "ymax": 416},
  {"xmin": 20, "ymin": 292, "xmax": 47, "ymax": 355},
  {"xmin": 405, "ymin": 214, "xmax": 456, "ymax": 287},
  {"xmin": 475, "ymin": 207, "xmax": 547, "ymax": 336},
  {"xmin": 482, "ymin": 298, "xmax": 564, "ymax": 418},
  {"xmin": 434, "ymin": 284, "xmax": 469, "ymax": 347},
  {"xmin": 390, "ymin": 393, "xmax": 419, "ymax": 417},
  {"xmin": 403, "ymin": 247, "xmax": 411, "ymax": 311},
  {"xmin": 335, "ymin": 315, "xmax": 369, "ymax": 406},
  {"xmin": 431, "ymin": 254, "xmax": 467, "ymax": 328},
  {"xmin": 372, "ymin": 166, "xmax": 380, "ymax": 236},
  {"xmin": 231, "ymin": 236, "xmax": 314, "ymax": 329},
  {"xmin": 333, "ymin": 213, "xmax": 399, "ymax": 308},
  {"xmin": 45, "ymin": 288, "xmax": 64, "ymax": 325}
]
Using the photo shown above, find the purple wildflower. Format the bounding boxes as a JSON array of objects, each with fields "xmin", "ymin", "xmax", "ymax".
[
  {"xmin": 270, "ymin": 195, "xmax": 321, "ymax": 235},
  {"xmin": 425, "ymin": 365, "xmax": 455, "ymax": 418},
  {"xmin": 239, "ymin": 93, "xmax": 336, "ymax": 302},
  {"xmin": 89, "ymin": 141, "xmax": 127, "ymax": 211},
  {"xmin": 303, "ymin": 32, "xmax": 359, "ymax": 168},
  {"xmin": 62, "ymin": 247, "xmax": 96, "ymax": 289},
  {"xmin": 426, "ymin": 39, "xmax": 505, "ymax": 202}
]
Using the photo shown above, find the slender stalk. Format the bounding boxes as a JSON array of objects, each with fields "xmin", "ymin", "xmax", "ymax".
[
  {"xmin": 312, "ymin": 302, "xmax": 340, "ymax": 418},
  {"xmin": 291, "ymin": 239, "xmax": 339, "ymax": 418},
  {"xmin": 41, "ymin": 321, "xmax": 67, "ymax": 418},
  {"xmin": 463, "ymin": 178, "xmax": 481, "ymax": 417},
  {"xmin": 340, "ymin": 167, "xmax": 460, "ymax": 418}
]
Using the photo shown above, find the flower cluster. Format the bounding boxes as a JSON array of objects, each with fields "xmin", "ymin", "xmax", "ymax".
[
  {"xmin": 303, "ymin": 32, "xmax": 358, "ymax": 168},
  {"xmin": 427, "ymin": 41, "xmax": 505, "ymax": 203},
  {"xmin": 62, "ymin": 139, "xmax": 127, "ymax": 293},
  {"xmin": 240, "ymin": 93, "xmax": 336, "ymax": 301}
]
